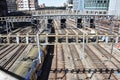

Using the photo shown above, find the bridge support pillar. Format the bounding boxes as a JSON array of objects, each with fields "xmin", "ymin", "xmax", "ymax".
[
  {"xmin": 115, "ymin": 26, "xmax": 120, "ymax": 43},
  {"xmin": 110, "ymin": 20, "xmax": 114, "ymax": 34},
  {"xmin": 37, "ymin": 33, "xmax": 41, "ymax": 63},
  {"xmin": 16, "ymin": 34, "xmax": 19, "ymax": 44},
  {"xmin": 45, "ymin": 19, "xmax": 48, "ymax": 30},
  {"xmin": 105, "ymin": 36, "xmax": 109, "ymax": 43},
  {"xmin": 6, "ymin": 21, "xmax": 8, "ymax": 34},
  {"xmin": 26, "ymin": 34, "xmax": 29, "ymax": 44},
  {"xmin": 11, "ymin": 22, "xmax": 14, "ymax": 28},
  {"xmin": 98, "ymin": 19, "xmax": 101, "ymax": 34},
  {"xmin": 115, "ymin": 37, "xmax": 119, "ymax": 43},
  {"xmin": 88, "ymin": 18, "xmax": 90, "ymax": 27}
]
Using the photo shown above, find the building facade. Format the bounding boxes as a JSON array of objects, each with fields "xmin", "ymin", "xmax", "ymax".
[
  {"xmin": 108, "ymin": 0, "xmax": 120, "ymax": 19},
  {"xmin": 17, "ymin": 0, "xmax": 38, "ymax": 11},
  {"xmin": 39, "ymin": 3, "xmax": 45, "ymax": 8},
  {"xmin": 73, "ymin": 0, "xmax": 109, "ymax": 14},
  {"xmin": 73, "ymin": 0, "xmax": 84, "ymax": 11},
  {"xmin": 73, "ymin": 0, "xmax": 120, "ymax": 18},
  {"xmin": 6, "ymin": 0, "xmax": 17, "ymax": 13},
  {"xmin": 68, "ymin": 0, "xmax": 73, "ymax": 4},
  {"xmin": 84, "ymin": 0, "xmax": 109, "ymax": 10},
  {"xmin": 0, "ymin": 0, "xmax": 8, "ymax": 16}
]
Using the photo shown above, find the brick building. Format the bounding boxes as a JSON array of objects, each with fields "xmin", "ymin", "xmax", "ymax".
[{"xmin": 17, "ymin": 0, "xmax": 38, "ymax": 11}]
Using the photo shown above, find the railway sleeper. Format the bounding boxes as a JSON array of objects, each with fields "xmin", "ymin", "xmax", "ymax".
[{"xmin": 50, "ymin": 68, "xmax": 119, "ymax": 74}]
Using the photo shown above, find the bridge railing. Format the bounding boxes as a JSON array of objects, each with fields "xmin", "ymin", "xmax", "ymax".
[
  {"xmin": 0, "ymin": 33, "xmax": 120, "ymax": 45},
  {"xmin": 24, "ymin": 10, "xmax": 109, "ymax": 15}
]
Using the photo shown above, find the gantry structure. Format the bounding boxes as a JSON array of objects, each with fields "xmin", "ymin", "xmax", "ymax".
[
  {"xmin": 0, "ymin": 10, "xmax": 120, "ymax": 79},
  {"xmin": 0, "ymin": 13, "xmax": 119, "ymax": 45}
]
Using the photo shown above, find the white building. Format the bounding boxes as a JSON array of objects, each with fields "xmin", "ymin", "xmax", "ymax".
[
  {"xmin": 73, "ymin": 0, "xmax": 84, "ymax": 11},
  {"xmin": 108, "ymin": 0, "xmax": 120, "ymax": 19},
  {"xmin": 72, "ymin": 0, "xmax": 120, "ymax": 17}
]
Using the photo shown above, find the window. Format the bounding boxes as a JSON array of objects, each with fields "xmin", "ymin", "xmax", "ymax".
[
  {"xmin": 86, "ymin": 11, "xmax": 88, "ymax": 13},
  {"xmin": 97, "ymin": 0, "xmax": 103, "ymax": 3},
  {"xmin": 97, "ymin": 0, "xmax": 100, "ymax": 3},
  {"xmin": 104, "ymin": 1, "xmax": 106, "ymax": 3},
  {"xmin": 99, "ymin": 11, "xmax": 102, "ymax": 14},
  {"xmin": 103, "ymin": 11, "xmax": 106, "ymax": 14}
]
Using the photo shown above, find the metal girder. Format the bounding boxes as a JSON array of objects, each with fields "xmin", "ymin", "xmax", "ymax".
[
  {"xmin": 0, "ymin": 33, "xmax": 120, "ymax": 45},
  {"xmin": 50, "ymin": 68, "xmax": 120, "ymax": 79},
  {"xmin": 33, "ymin": 14, "xmax": 114, "ymax": 20},
  {"xmin": 0, "ymin": 16, "xmax": 32, "ymax": 22},
  {"xmin": 0, "ymin": 14, "xmax": 114, "ymax": 22},
  {"xmin": 50, "ymin": 68, "xmax": 120, "ymax": 74}
]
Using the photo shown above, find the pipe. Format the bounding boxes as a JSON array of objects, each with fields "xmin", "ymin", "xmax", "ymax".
[{"xmin": 37, "ymin": 33, "xmax": 41, "ymax": 63}]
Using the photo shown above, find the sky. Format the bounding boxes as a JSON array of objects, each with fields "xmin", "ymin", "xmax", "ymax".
[{"xmin": 38, "ymin": 0, "xmax": 67, "ymax": 7}]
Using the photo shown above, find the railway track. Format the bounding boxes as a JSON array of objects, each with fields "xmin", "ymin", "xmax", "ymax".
[
  {"xmin": 56, "ymin": 45, "xmax": 66, "ymax": 80},
  {"xmin": 93, "ymin": 44, "xmax": 120, "ymax": 69},
  {"xmin": 10, "ymin": 28, "xmax": 23, "ymax": 34},
  {"xmin": 86, "ymin": 44, "xmax": 118, "ymax": 80},
  {"xmin": 96, "ymin": 20, "xmax": 119, "ymax": 34},
  {"xmin": 4, "ymin": 45, "xmax": 27, "ymax": 70},
  {"xmin": 0, "ymin": 45, "xmax": 8, "ymax": 51},
  {"xmin": 68, "ymin": 45, "xmax": 87, "ymax": 80},
  {"xmin": 48, "ymin": 45, "xmax": 57, "ymax": 80},
  {"xmin": 48, "ymin": 44, "xmax": 120, "ymax": 80},
  {"xmin": 65, "ymin": 28, "xmax": 75, "ymax": 35},
  {"xmin": 0, "ymin": 45, "xmax": 18, "ymax": 59},
  {"xmin": 19, "ymin": 27, "xmax": 31, "ymax": 34},
  {"xmin": 0, "ymin": 45, "xmax": 27, "ymax": 70}
]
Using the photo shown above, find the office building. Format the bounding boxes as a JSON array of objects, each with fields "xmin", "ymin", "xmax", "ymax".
[
  {"xmin": 73, "ymin": 0, "xmax": 109, "ymax": 14},
  {"xmin": 17, "ymin": 0, "xmax": 38, "ymax": 11},
  {"xmin": 73, "ymin": 0, "xmax": 84, "ymax": 11},
  {"xmin": 68, "ymin": 0, "xmax": 73, "ymax": 4},
  {"xmin": 0, "ymin": 0, "xmax": 8, "ymax": 16},
  {"xmin": 84, "ymin": 0, "xmax": 109, "ymax": 10},
  {"xmin": 6, "ymin": 0, "xmax": 17, "ymax": 13},
  {"xmin": 108, "ymin": 0, "xmax": 120, "ymax": 19}
]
